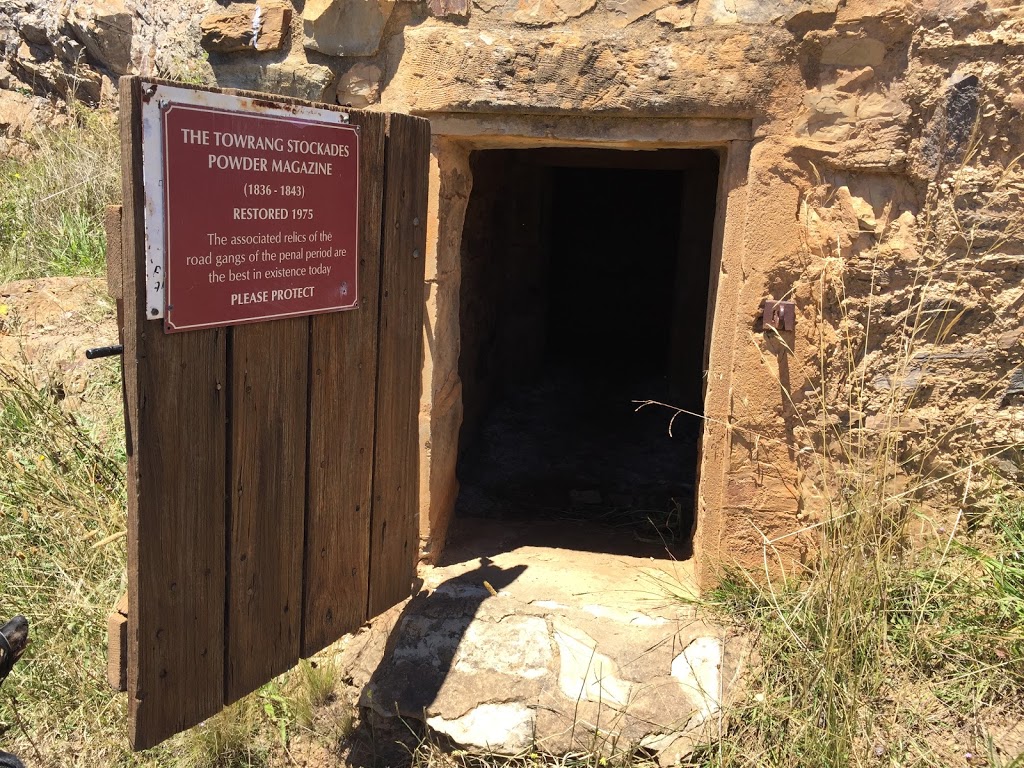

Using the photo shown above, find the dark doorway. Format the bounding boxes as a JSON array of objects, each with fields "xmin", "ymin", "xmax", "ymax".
[{"xmin": 454, "ymin": 148, "xmax": 720, "ymax": 558}]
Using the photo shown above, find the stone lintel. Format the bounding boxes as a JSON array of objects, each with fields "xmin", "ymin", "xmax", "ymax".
[
  {"xmin": 426, "ymin": 113, "xmax": 753, "ymax": 148},
  {"xmin": 387, "ymin": 26, "xmax": 788, "ymax": 117}
]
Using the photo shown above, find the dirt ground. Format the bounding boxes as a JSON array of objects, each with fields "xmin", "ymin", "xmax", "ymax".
[{"xmin": 0, "ymin": 276, "xmax": 120, "ymax": 430}]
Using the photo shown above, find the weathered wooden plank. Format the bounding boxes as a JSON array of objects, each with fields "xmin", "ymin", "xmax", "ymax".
[
  {"xmin": 106, "ymin": 592, "xmax": 129, "ymax": 692},
  {"xmin": 367, "ymin": 113, "xmax": 431, "ymax": 616},
  {"xmin": 302, "ymin": 111, "xmax": 387, "ymax": 656},
  {"xmin": 121, "ymin": 76, "xmax": 228, "ymax": 751},
  {"xmin": 104, "ymin": 204, "xmax": 123, "ymax": 301},
  {"xmin": 226, "ymin": 317, "xmax": 309, "ymax": 703}
]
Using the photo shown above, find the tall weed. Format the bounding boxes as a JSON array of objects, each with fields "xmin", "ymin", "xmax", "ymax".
[
  {"xmin": 689, "ymin": 499, "xmax": 1024, "ymax": 767},
  {"xmin": 0, "ymin": 109, "xmax": 119, "ymax": 281}
]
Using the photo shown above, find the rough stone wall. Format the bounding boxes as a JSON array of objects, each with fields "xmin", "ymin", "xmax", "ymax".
[
  {"xmin": 1, "ymin": 0, "xmax": 210, "ymax": 104},
  {"xmin": 385, "ymin": 0, "xmax": 1024, "ymax": 580},
  {"xmin": 780, "ymin": 8, "xmax": 1024, "ymax": 520},
  {"xmin": 3, "ymin": 0, "xmax": 1023, "ymax": 583}
]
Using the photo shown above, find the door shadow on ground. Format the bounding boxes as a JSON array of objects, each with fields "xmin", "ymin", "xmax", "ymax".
[{"xmin": 346, "ymin": 557, "xmax": 526, "ymax": 767}]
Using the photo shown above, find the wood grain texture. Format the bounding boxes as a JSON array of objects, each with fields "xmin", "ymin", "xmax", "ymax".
[
  {"xmin": 107, "ymin": 592, "xmax": 129, "ymax": 692},
  {"xmin": 226, "ymin": 318, "xmax": 309, "ymax": 703},
  {"xmin": 302, "ymin": 112, "xmax": 387, "ymax": 656},
  {"xmin": 104, "ymin": 204, "xmax": 123, "ymax": 300},
  {"xmin": 121, "ymin": 76, "xmax": 228, "ymax": 751},
  {"xmin": 367, "ymin": 113, "xmax": 431, "ymax": 616}
]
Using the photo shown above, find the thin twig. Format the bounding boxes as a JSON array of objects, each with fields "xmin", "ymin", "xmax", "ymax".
[{"xmin": 5, "ymin": 693, "xmax": 48, "ymax": 768}]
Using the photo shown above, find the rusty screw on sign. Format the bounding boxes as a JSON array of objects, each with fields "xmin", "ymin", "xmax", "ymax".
[{"xmin": 762, "ymin": 300, "xmax": 796, "ymax": 332}]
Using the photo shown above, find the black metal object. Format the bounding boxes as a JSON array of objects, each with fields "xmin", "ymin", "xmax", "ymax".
[
  {"xmin": 85, "ymin": 345, "xmax": 124, "ymax": 360},
  {"xmin": 0, "ymin": 615, "xmax": 28, "ymax": 768},
  {"xmin": 0, "ymin": 615, "xmax": 28, "ymax": 686}
]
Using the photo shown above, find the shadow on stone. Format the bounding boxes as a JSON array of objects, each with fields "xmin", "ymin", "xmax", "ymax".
[{"xmin": 345, "ymin": 557, "xmax": 526, "ymax": 766}]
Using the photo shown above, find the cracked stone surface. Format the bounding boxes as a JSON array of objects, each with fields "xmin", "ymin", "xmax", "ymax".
[
  {"xmin": 672, "ymin": 637, "xmax": 723, "ymax": 724},
  {"xmin": 343, "ymin": 518, "xmax": 747, "ymax": 762},
  {"xmin": 553, "ymin": 624, "xmax": 632, "ymax": 707}
]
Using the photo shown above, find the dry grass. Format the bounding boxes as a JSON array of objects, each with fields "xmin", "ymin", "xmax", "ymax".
[
  {"xmin": 0, "ymin": 109, "xmax": 348, "ymax": 765},
  {"xmin": 293, "ymin": 659, "xmax": 340, "ymax": 729},
  {"xmin": 0, "ymin": 360, "xmax": 134, "ymax": 766},
  {"xmin": 683, "ymin": 498, "xmax": 1024, "ymax": 768},
  {"xmin": 411, "ymin": 741, "xmax": 661, "ymax": 768},
  {"xmin": 181, "ymin": 699, "xmax": 270, "ymax": 768},
  {"xmin": 0, "ymin": 108, "xmax": 120, "ymax": 282}
]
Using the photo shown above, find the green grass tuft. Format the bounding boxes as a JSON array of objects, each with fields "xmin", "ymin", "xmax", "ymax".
[
  {"xmin": 181, "ymin": 699, "xmax": 269, "ymax": 768},
  {"xmin": 291, "ymin": 658, "xmax": 339, "ymax": 729},
  {"xmin": 0, "ymin": 109, "xmax": 120, "ymax": 282}
]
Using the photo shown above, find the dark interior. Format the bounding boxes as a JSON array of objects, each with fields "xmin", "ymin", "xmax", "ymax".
[{"xmin": 454, "ymin": 148, "xmax": 720, "ymax": 558}]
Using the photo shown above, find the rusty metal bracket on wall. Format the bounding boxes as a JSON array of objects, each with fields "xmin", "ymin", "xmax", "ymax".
[{"xmin": 762, "ymin": 300, "xmax": 795, "ymax": 332}]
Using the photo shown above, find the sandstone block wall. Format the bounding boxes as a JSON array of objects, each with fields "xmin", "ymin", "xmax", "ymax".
[{"xmin": 3, "ymin": 0, "xmax": 1022, "ymax": 585}]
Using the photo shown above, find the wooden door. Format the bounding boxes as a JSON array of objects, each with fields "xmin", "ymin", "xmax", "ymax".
[{"xmin": 115, "ymin": 77, "xmax": 430, "ymax": 750}]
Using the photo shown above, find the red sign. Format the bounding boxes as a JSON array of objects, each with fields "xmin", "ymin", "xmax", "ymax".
[{"xmin": 154, "ymin": 92, "xmax": 359, "ymax": 332}]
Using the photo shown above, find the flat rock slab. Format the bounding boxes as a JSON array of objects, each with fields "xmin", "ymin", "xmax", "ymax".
[{"xmin": 342, "ymin": 518, "xmax": 746, "ymax": 763}]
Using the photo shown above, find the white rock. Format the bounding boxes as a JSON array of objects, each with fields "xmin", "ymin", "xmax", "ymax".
[
  {"xmin": 337, "ymin": 63, "xmax": 383, "ymax": 108},
  {"xmin": 531, "ymin": 599, "xmax": 566, "ymax": 609},
  {"xmin": 696, "ymin": 0, "xmax": 838, "ymax": 25},
  {"xmin": 607, "ymin": 0, "xmax": 676, "ymax": 28},
  {"xmin": 582, "ymin": 604, "xmax": 668, "ymax": 626},
  {"xmin": 655, "ymin": 3, "xmax": 696, "ymax": 29},
  {"xmin": 554, "ymin": 626, "xmax": 632, "ymax": 707},
  {"xmin": 671, "ymin": 637, "xmax": 722, "ymax": 722},
  {"xmin": 67, "ymin": 0, "xmax": 133, "ymax": 75},
  {"xmin": 512, "ymin": 0, "xmax": 597, "ymax": 27},
  {"xmin": 427, "ymin": 703, "xmax": 535, "ymax": 753}
]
